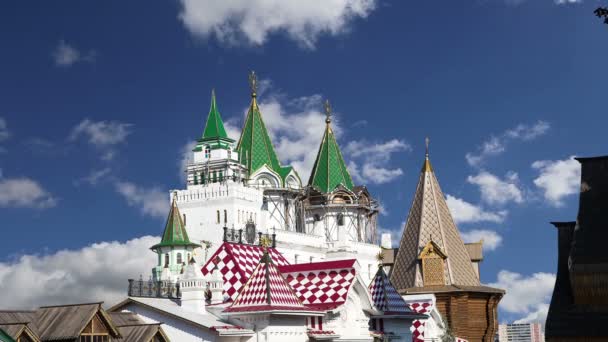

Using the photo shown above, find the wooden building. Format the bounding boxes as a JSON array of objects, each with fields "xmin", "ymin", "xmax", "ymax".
[
  {"xmin": 545, "ymin": 156, "xmax": 608, "ymax": 341},
  {"xmin": 0, "ymin": 302, "xmax": 168, "ymax": 342},
  {"xmin": 390, "ymin": 148, "xmax": 504, "ymax": 341}
]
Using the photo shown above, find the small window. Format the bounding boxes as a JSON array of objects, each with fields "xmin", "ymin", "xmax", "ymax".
[
  {"xmin": 183, "ymin": 214, "xmax": 187, "ymax": 226},
  {"xmin": 224, "ymin": 210, "xmax": 228, "ymax": 224},
  {"xmin": 204, "ymin": 146, "xmax": 211, "ymax": 158},
  {"xmin": 216, "ymin": 210, "xmax": 220, "ymax": 224},
  {"xmin": 177, "ymin": 253, "xmax": 183, "ymax": 265},
  {"xmin": 337, "ymin": 214, "xmax": 344, "ymax": 226},
  {"xmin": 314, "ymin": 214, "xmax": 321, "ymax": 222},
  {"xmin": 187, "ymin": 253, "xmax": 191, "ymax": 263},
  {"xmin": 228, "ymin": 150, "xmax": 232, "ymax": 159},
  {"xmin": 164, "ymin": 253, "xmax": 169, "ymax": 266},
  {"xmin": 212, "ymin": 171, "xmax": 217, "ymax": 183}
]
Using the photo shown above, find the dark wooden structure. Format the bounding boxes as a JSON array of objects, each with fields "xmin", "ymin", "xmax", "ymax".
[
  {"xmin": 545, "ymin": 156, "xmax": 608, "ymax": 341},
  {"xmin": 390, "ymin": 152, "xmax": 503, "ymax": 341}
]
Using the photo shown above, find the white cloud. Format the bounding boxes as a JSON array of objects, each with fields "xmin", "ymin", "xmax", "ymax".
[
  {"xmin": 178, "ymin": 0, "xmax": 377, "ymax": 49},
  {"xmin": 460, "ymin": 229, "xmax": 503, "ymax": 251},
  {"xmin": 70, "ymin": 119, "xmax": 132, "ymax": 147},
  {"xmin": 75, "ymin": 168, "xmax": 112, "ymax": 186},
  {"xmin": 69, "ymin": 119, "xmax": 132, "ymax": 161},
  {"xmin": 466, "ymin": 121, "xmax": 550, "ymax": 167},
  {"xmin": 554, "ymin": 0, "xmax": 582, "ymax": 4},
  {"xmin": 0, "ymin": 177, "xmax": 57, "ymax": 209},
  {"xmin": 0, "ymin": 117, "xmax": 9, "ymax": 142},
  {"xmin": 114, "ymin": 181, "xmax": 168, "ymax": 218},
  {"xmin": 0, "ymin": 236, "xmax": 158, "ymax": 309},
  {"xmin": 489, "ymin": 270, "xmax": 555, "ymax": 325},
  {"xmin": 532, "ymin": 156, "xmax": 580, "ymax": 207},
  {"xmin": 446, "ymin": 195, "xmax": 507, "ymax": 224},
  {"xmin": 467, "ymin": 171, "xmax": 523, "ymax": 206},
  {"xmin": 344, "ymin": 139, "xmax": 410, "ymax": 185},
  {"xmin": 52, "ymin": 40, "xmax": 96, "ymax": 67}
]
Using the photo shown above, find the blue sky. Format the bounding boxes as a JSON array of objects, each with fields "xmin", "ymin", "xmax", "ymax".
[{"xmin": 1, "ymin": 0, "xmax": 606, "ymax": 324}]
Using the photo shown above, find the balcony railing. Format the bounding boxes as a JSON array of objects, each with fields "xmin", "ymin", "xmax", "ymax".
[{"xmin": 128, "ymin": 278, "xmax": 181, "ymax": 299}]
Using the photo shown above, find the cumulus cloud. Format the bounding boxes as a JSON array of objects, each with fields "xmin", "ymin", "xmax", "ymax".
[
  {"xmin": 0, "ymin": 236, "xmax": 158, "ymax": 309},
  {"xmin": 69, "ymin": 119, "xmax": 132, "ymax": 161},
  {"xmin": 0, "ymin": 177, "xmax": 57, "ymax": 209},
  {"xmin": 467, "ymin": 171, "xmax": 523, "ymax": 206},
  {"xmin": 466, "ymin": 121, "xmax": 550, "ymax": 167},
  {"xmin": 178, "ymin": 0, "xmax": 377, "ymax": 48},
  {"xmin": 52, "ymin": 40, "xmax": 96, "ymax": 67},
  {"xmin": 74, "ymin": 168, "xmax": 112, "ymax": 186},
  {"xmin": 344, "ymin": 139, "xmax": 410, "ymax": 184},
  {"xmin": 446, "ymin": 195, "xmax": 507, "ymax": 224},
  {"xmin": 489, "ymin": 270, "xmax": 555, "ymax": 325},
  {"xmin": 532, "ymin": 156, "xmax": 580, "ymax": 207},
  {"xmin": 460, "ymin": 229, "xmax": 503, "ymax": 251},
  {"xmin": 114, "ymin": 181, "xmax": 168, "ymax": 218}
]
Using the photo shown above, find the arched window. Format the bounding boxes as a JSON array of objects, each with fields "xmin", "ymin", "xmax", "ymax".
[
  {"xmin": 204, "ymin": 146, "xmax": 211, "ymax": 159},
  {"xmin": 337, "ymin": 213, "xmax": 344, "ymax": 226},
  {"xmin": 227, "ymin": 150, "xmax": 232, "ymax": 159},
  {"xmin": 183, "ymin": 214, "xmax": 187, "ymax": 226},
  {"xmin": 193, "ymin": 174, "xmax": 198, "ymax": 185},
  {"xmin": 177, "ymin": 253, "xmax": 183, "ymax": 265},
  {"xmin": 164, "ymin": 253, "xmax": 169, "ymax": 267},
  {"xmin": 224, "ymin": 210, "xmax": 228, "ymax": 224},
  {"xmin": 219, "ymin": 171, "xmax": 223, "ymax": 182},
  {"xmin": 212, "ymin": 171, "xmax": 217, "ymax": 183},
  {"xmin": 216, "ymin": 210, "xmax": 220, "ymax": 224}
]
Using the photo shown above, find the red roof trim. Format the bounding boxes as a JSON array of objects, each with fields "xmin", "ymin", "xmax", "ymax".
[
  {"xmin": 224, "ymin": 305, "xmax": 323, "ymax": 313},
  {"xmin": 278, "ymin": 259, "xmax": 356, "ymax": 273}
]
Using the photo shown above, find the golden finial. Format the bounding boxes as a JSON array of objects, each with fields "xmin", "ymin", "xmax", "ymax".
[
  {"xmin": 248, "ymin": 71, "xmax": 258, "ymax": 97},
  {"xmin": 425, "ymin": 137, "xmax": 430, "ymax": 158},
  {"xmin": 324, "ymin": 99, "xmax": 332, "ymax": 124},
  {"xmin": 260, "ymin": 235, "xmax": 272, "ymax": 248}
]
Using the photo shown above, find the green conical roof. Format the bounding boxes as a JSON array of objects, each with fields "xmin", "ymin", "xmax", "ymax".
[
  {"xmin": 202, "ymin": 90, "xmax": 230, "ymax": 141},
  {"xmin": 236, "ymin": 94, "xmax": 293, "ymax": 183},
  {"xmin": 151, "ymin": 198, "xmax": 201, "ymax": 250},
  {"xmin": 308, "ymin": 108, "xmax": 354, "ymax": 193}
]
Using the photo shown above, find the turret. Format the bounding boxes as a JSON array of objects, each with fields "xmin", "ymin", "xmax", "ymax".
[
  {"xmin": 151, "ymin": 194, "xmax": 201, "ymax": 282},
  {"xmin": 179, "ymin": 258, "xmax": 206, "ymax": 314}
]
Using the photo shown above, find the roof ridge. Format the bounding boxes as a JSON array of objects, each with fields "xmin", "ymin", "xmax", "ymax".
[{"xmin": 38, "ymin": 302, "xmax": 103, "ymax": 308}]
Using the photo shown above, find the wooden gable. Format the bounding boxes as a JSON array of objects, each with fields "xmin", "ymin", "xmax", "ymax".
[{"xmin": 418, "ymin": 241, "xmax": 447, "ymax": 286}]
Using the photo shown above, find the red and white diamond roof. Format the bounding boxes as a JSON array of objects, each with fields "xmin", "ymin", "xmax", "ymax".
[
  {"xmin": 201, "ymin": 242, "xmax": 290, "ymax": 301},
  {"xmin": 278, "ymin": 259, "xmax": 357, "ymax": 310},
  {"xmin": 368, "ymin": 266, "xmax": 414, "ymax": 314},
  {"xmin": 224, "ymin": 252, "xmax": 309, "ymax": 313}
]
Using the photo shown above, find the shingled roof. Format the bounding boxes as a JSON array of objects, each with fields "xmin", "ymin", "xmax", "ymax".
[
  {"xmin": 151, "ymin": 197, "xmax": 200, "ymax": 251},
  {"xmin": 201, "ymin": 242, "xmax": 290, "ymax": 301},
  {"xmin": 369, "ymin": 266, "xmax": 415, "ymax": 315},
  {"xmin": 224, "ymin": 250, "xmax": 316, "ymax": 314},
  {"xmin": 391, "ymin": 153, "xmax": 481, "ymax": 289}
]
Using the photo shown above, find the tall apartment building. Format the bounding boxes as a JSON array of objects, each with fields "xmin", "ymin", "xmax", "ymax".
[{"xmin": 498, "ymin": 323, "xmax": 544, "ymax": 342}]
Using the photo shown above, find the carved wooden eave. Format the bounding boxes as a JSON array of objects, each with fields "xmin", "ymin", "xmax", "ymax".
[{"xmin": 418, "ymin": 240, "xmax": 447, "ymax": 260}]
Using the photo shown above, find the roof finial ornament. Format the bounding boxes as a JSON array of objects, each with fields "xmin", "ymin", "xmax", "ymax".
[
  {"xmin": 324, "ymin": 99, "xmax": 332, "ymax": 124},
  {"xmin": 249, "ymin": 71, "xmax": 257, "ymax": 98},
  {"xmin": 425, "ymin": 137, "xmax": 430, "ymax": 159}
]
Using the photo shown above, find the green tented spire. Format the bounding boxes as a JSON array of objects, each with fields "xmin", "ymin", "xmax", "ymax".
[
  {"xmin": 151, "ymin": 196, "xmax": 201, "ymax": 251},
  {"xmin": 236, "ymin": 71, "xmax": 296, "ymax": 183},
  {"xmin": 201, "ymin": 89, "xmax": 233, "ymax": 142},
  {"xmin": 308, "ymin": 100, "xmax": 354, "ymax": 193}
]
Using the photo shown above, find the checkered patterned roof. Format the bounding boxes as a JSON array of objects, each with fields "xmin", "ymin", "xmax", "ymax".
[
  {"xmin": 368, "ymin": 266, "xmax": 413, "ymax": 314},
  {"xmin": 201, "ymin": 242, "xmax": 290, "ymax": 301},
  {"xmin": 225, "ymin": 252, "xmax": 305, "ymax": 312},
  {"xmin": 278, "ymin": 259, "xmax": 357, "ymax": 310}
]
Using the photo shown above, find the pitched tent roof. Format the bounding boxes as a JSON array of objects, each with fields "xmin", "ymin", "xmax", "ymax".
[
  {"xmin": 201, "ymin": 242, "xmax": 290, "ymax": 301},
  {"xmin": 369, "ymin": 266, "xmax": 414, "ymax": 315},
  {"xmin": 0, "ymin": 323, "xmax": 38, "ymax": 342},
  {"xmin": 308, "ymin": 108, "xmax": 354, "ymax": 193},
  {"xmin": 235, "ymin": 75, "xmax": 297, "ymax": 185},
  {"xmin": 201, "ymin": 90, "xmax": 232, "ymax": 142},
  {"xmin": 391, "ymin": 153, "xmax": 481, "ymax": 289},
  {"xmin": 34, "ymin": 302, "xmax": 120, "ymax": 341},
  {"xmin": 151, "ymin": 197, "xmax": 201, "ymax": 251},
  {"xmin": 224, "ymin": 251, "xmax": 312, "ymax": 313},
  {"xmin": 278, "ymin": 259, "xmax": 357, "ymax": 310}
]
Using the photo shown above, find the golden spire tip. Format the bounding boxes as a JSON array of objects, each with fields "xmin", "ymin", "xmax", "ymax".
[
  {"xmin": 248, "ymin": 70, "xmax": 257, "ymax": 98},
  {"xmin": 324, "ymin": 99, "xmax": 332, "ymax": 124}
]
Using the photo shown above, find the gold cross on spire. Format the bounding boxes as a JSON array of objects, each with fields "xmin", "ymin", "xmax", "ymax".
[
  {"xmin": 324, "ymin": 99, "xmax": 332, "ymax": 124},
  {"xmin": 248, "ymin": 71, "xmax": 257, "ymax": 97}
]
